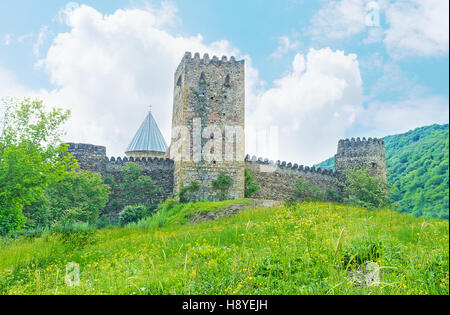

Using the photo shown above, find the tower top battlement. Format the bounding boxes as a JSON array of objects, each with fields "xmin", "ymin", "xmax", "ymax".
[
  {"xmin": 175, "ymin": 52, "xmax": 244, "ymax": 79},
  {"xmin": 337, "ymin": 137, "xmax": 384, "ymax": 156},
  {"xmin": 335, "ymin": 137, "xmax": 386, "ymax": 179},
  {"xmin": 182, "ymin": 51, "xmax": 244, "ymax": 65}
]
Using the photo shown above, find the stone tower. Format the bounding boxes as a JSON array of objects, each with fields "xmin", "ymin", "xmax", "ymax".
[
  {"xmin": 67, "ymin": 143, "xmax": 107, "ymax": 173},
  {"xmin": 335, "ymin": 137, "xmax": 386, "ymax": 180},
  {"xmin": 170, "ymin": 52, "xmax": 245, "ymax": 200}
]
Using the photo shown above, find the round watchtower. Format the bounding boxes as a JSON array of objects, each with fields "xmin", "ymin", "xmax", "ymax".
[
  {"xmin": 334, "ymin": 137, "xmax": 386, "ymax": 180},
  {"xmin": 67, "ymin": 143, "xmax": 107, "ymax": 173}
]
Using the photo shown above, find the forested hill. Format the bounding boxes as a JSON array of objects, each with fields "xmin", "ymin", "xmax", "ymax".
[{"xmin": 315, "ymin": 124, "xmax": 449, "ymax": 220}]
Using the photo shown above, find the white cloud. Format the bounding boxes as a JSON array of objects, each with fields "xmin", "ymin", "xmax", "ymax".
[
  {"xmin": 0, "ymin": 67, "xmax": 33, "ymax": 97},
  {"xmin": 17, "ymin": 33, "xmax": 33, "ymax": 44},
  {"xmin": 3, "ymin": 34, "xmax": 11, "ymax": 46},
  {"xmin": 33, "ymin": 26, "xmax": 49, "ymax": 56},
  {"xmin": 2, "ymin": 2, "xmax": 447, "ymax": 167},
  {"xmin": 309, "ymin": 0, "xmax": 368, "ymax": 40},
  {"xmin": 359, "ymin": 52, "xmax": 384, "ymax": 71},
  {"xmin": 310, "ymin": 0, "xmax": 449, "ymax": 58},
  {"xmin": 270, "ymin": 36, "xmax": 301, "ymax": 59},
  {"xmin": 363, "ymin": 27, "xmax": 383, "ymax": 44},
  {"xmin": 368, "ymin": 62, "xmax": 418, "ymax": 98},
  {"xmin": 143, "ymin": 1, "xmax": 180, "ymax": 29},
  {"xmin": 385, "ymin": 0, "xmax": 449, "ymax": 58},
  {"xmin": 56, "ymin": 2, "xmax": 80, "ymax": 24},
  {"xmin": 247, "ymin": 48, "xmax": 364, "ymax": 165},
  {"xmin": 38, "ymin": 4, "xmax": 242, "ymax": 157},
  {"xmin": 359, "ymin": 95, "xmax": 449, "ymax": 137},
  {"xmin": 38, "ymin": 2, "xmax": 365, "ymax": 165},
  {"xmin": 358, "ymin": 60, "xmax": 449, "ymax": 136}
]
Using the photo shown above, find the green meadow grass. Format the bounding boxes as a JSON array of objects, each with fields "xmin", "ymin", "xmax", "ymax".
[{"xmin": 0, "ymin": 200, "xmax": 448, "ymax": 295}]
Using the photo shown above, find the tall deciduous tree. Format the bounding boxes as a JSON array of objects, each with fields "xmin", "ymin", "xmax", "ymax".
[
  {"xmin": 45, "ymin": 170, "xmax": 110, "ymax": 226},
  {"xmin": 344, "ymin": 168, "xmax": 390, "ymax": 209},
  {"xmin": 0, "ymin": 98, "xmax": 77, "ymax": 234}
]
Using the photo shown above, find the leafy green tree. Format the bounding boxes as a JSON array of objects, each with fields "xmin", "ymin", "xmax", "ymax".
[
  {"xmin": 344, "ymin": 168, "xmax": 390, "ymax": 209},
  {"xmin": 0, "ymin": 98, "xmax": 77, "ymax": 235},
  {"xmin": 244, "ymin": 169, "xmax": 259, "ymax": 198},
  {"xmin": 212, "ymin": 173, "xmax": 233, "ymax": 201},
  {"xmin": 47, "ymin": 171, "xmax": 109, "ymax": 226},
  {"xmin": 24, "ymin": 170, "xmax": 110, "ymax": 228}
]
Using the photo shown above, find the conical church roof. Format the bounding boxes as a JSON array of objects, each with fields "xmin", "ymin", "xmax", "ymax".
[{"xmin": 126, "ymin": 112, "xmax": 168, "ymax": 154}]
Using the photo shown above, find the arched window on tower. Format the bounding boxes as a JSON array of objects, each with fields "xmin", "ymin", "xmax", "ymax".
[
  {"xmin": 224, "ymin": 74, "xmax": 231, "ymax": 87},
  {"xmin": 199, "ymin": 72, "xmax": 206, "ymax": 84}
]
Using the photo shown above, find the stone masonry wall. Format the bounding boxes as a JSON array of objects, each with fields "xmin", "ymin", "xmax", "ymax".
[
  {"xmin": 67, "ymin": 143, "xmax": 174, "ymax": 220},
  {"xmin": 335, "ymin": 137, "xmax": 386, "ymax": 180},
  {"xmin": 171, "ymin": 52, "xmax": 245, "ymax": 200},
  {"xmin": 68, "ymin": 138, "xmax": 386, "ymax": 210},
  {"xmin": 67, "ymin": 142, "xmax": 107, "ymax": 173},
  {"xmin": 245, "ymin": 156, "xmax": 341, "ymax": 201}
]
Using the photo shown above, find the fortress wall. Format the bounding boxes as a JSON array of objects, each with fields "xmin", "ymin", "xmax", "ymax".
[
  {"xmin": 176, "ymin": 161, "xmax": 245, "ymax": 201},
  {"xmin": 67, "ymin": 143, "xmax": 174, "ymax": 220},
  {"xmin": 105, "ymin": 156, "xmax": 174, "ymax": 201},
  {"xmin": 245, "ymin": 156, "xmax": 341, "ymax": 201}
]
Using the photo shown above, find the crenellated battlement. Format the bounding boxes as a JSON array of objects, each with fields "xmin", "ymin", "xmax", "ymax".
[
  {"xmin": 67, "ymin": 142, "xmax": 175, "ymax": 171},
  {"xmin": 335, "ymin": 136, "xmax": 386, "ymax": 179},
  {"xmin": 244, "ymin": 155, "xmax": 341, "ymax": 201},
  {"xmin": 105, "ymin": 156, "xmax": 174, "ymax": 168},
  {"xmin": 67, "ymin": 142, "xmax": 106, "ymax": 155},
  {"xmin": 337, "ymin": 137, "xmax": 385, "ymax": 156},
  {"xmin": 174, "ymin": 52, "xmax": 245, "ymax": 88},
  {"xmin": 244, "ymin": 155, "xmax": 338, "ymax": 177},
  {"xmin": 338, "ymin": 136, "xmax": 384, "ymax": 145},
  {"xmin": 177, "ymin": 51, "xmax": 243, "ymax": 70},
  {"xmin": 337, "ymin": 137, "xmax": 384, "ymax": 154}
]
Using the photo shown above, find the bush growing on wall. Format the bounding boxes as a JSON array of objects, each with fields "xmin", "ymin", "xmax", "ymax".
[
  {"xmin": 296, "ymin": 180, "xmax": 341, "ymax": 202},
  {"xmin": 104, "ymin": 162, "xmax": 161, "ymax": 216},
  {"xmin": 119, "ymin": 204, "xmax": 150, "ymax": 226},
  {"xmin": 244, "ymin": 169, "xmax": 260, "ymax": 198},
  {"xmin": 212, "ymin": 173, "xmax": 234, "ymax": 201},
  {"xmin": 178, "ymin": 182, "xmax": 199, "ymax": 203},
  {"xmin": 296, "ymin": 180, "xmax": 324, "ymax": 201}
]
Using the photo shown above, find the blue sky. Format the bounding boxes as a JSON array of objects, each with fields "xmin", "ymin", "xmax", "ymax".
[{"xmin": 0, "ymin": 0, "xmax": 449, "ymax": 164}]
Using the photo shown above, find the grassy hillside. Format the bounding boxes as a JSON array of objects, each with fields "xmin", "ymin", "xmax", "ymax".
[
  {"xmin": 1, "ymin": 200, "xmax": 448, "ymax": 295},
  {"xmin": 315, "ymin": 124, "xmax": 449, "ymax": 220}
]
